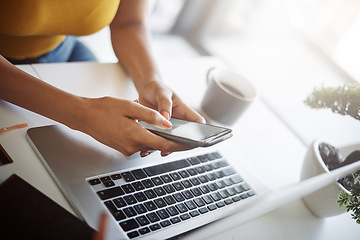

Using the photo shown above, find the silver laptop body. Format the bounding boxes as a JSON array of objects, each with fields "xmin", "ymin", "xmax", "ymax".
[{"xmin": 27, "ymin": 124, "xmax": 268, "ymax": 240}]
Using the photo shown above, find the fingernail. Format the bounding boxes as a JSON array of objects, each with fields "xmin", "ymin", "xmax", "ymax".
[
  {"xmin": 140, "ymin": 152, "xmax": 149, "ymax": 157},
  {"xmin": 163, "ymin": 118, "xmax": 172, "ymax": 128},
  {"xmin": 161, "ymin": 152, "xmax": 172, "ymax": 157}
]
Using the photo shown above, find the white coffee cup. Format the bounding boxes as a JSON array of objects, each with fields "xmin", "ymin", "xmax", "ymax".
[{"xmin": 200, "ymin": 67, "xmax": 257, "ymax": 126}]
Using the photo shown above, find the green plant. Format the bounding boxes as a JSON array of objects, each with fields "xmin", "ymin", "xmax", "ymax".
[{"xmin": 304, "ymin": 83, "xmax": 360, "ymax": 223}]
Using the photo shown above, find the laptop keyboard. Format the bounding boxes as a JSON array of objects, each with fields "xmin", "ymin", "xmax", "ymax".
[{"xmin": 88, "ymin": 152, "xmax": 255, "ymax": 239}]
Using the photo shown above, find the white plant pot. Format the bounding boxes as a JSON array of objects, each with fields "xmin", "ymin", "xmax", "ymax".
[{"xmin": 301, "ymin": 139, "xmax": 360, "ymax": 218}]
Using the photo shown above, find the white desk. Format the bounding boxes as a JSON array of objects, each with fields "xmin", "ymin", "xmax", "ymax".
[{"xmin": 0, "ymin": 57, "xmax": 359, "ymax": 239}]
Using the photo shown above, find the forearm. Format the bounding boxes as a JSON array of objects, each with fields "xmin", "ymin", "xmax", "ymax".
[
  {"xmin": 110, "ymin": 19, "xmax": 162, "ymax": 92},
  {"xmin": 0, "ymin": 56, "xmax": 86, "ymax": 130}
]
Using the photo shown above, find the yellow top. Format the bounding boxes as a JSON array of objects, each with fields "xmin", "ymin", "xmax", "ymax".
[{"xmin": 0, "ymin": 0, "xmax": 120, "ymax": 59}]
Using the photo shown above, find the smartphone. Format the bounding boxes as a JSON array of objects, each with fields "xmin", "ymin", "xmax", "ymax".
[{"xmin": 139, "ymin": 118, "xmax": 232, "ymax": 147}]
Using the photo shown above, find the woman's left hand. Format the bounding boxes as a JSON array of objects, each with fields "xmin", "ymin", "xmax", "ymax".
[{"xmin": 136, "ymin": 80, "xmax": 205, "ymax": 156}]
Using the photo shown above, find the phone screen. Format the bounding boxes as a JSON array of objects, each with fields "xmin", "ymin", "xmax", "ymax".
[{"xmin": 139, "ymin": 118, "xmax": 230, "ymax": 141}]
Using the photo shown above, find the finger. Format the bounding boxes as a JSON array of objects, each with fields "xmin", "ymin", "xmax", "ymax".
[
  {"xmin": 126, "ymin": 101, "xmax": 172, "ymax": 128},
  {"xmin": 173, "ymin": 104, "xmax": 206, "ymax": 123},
  {"xmin": 156, "ymin": 94, "xmax": 173, "ymax": 120},
  {"xmin": 93, "ymin": 212, "xmax": 108, "ymax": 240}
]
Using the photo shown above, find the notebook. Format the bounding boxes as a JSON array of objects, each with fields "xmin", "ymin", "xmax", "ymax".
[{"xmin": 26, "ymin": 124, "xmax": 360, "ymax": 240}]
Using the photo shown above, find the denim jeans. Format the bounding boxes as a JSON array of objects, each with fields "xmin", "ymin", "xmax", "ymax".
[{"xmin": 7, "ymin": 36, "xmax": 97, "ymax": 64}]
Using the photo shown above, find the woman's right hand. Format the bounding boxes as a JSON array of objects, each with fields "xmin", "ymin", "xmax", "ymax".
[{"xmin": 77, "ymin": 96, "xmax": 193, "ymax": 156}]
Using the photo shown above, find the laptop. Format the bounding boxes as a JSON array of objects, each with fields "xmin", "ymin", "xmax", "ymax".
[
  {"xmin": 26, "ymin": 124, "xmax": 360, "ymax": 240},
  {"xmin": 26, "ymin": 124, "xmax": 268, "ymax": 240}
]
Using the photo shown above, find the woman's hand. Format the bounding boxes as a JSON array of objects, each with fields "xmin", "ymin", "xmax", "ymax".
[
  {"xmin": 78, "ymin": 96, "xmax": 193, "ymax": 157},
  {"xmin": 137, "ymin": 80, "xmax": 205, "ymax": 123}
]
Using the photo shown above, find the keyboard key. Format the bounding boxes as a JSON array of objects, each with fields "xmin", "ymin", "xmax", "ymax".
[
  {"xmin": 231, "ymin": 174, "xmax": 243, "ymax": 184},
  {"xmin": 144, "ymin": 159, "xmax": 190, "ymax": 176},
  {"xmin": 198, "ymin": 155, "xmax": 209, "ymax": 163},
  {"xmin": 144, "ymin": 201, "xmax": 158, "ymax": 211},
  {"xmin": 185, "ymin": 200, "xmax": 197, "ymax": 210},
  {"xmin": 154, "ymin": 198, "xmax": 167, "ymax": 208},
  {"xmin": 211, "ymin": 162, "xmax": 221, "ymax": 169},
  {"xmin": 134, "ymin": 204, "xmax": 147, "ymax": 214},
  {"xmin": 202, "ymin": 195, "xmax": 214, "ymax": 204},
  {"xmin": 181, "ymin": 179, "xmax": 193, "ymax": 188},
  {"xmin": 110, "ymin": 174, "xmax": 122, "ymax": 180},
  {"xmin": 113, "ymin": 197, "xmax": 127, "ymax": 208},
  {"xmin": 142, "ymin": 179, "xmax": 154, "ymax": 188},
  {"xmin": 176, "ymin": 203, "xmax": 188, "ymax": 213},
  {"xmin": 100, "ymin": 176, "xmax": 112, "ymax": 183},
  {"xmin": 214, "ymin": 171, "xmax": 224, "ymax": 179},
  {"xmin": 131, "ymin": 169, "xmax": 147, "ymax": 180},
  {"xmin": 219, "ymin": 190, "xmax": 230, "ymax": 199},
  {"xmin": 242, "ymin": 183, "xmax": 251, "ymax": 191},
  {"xmin": 104, "ymin": 201, "xmax": 126, "ymax": 221},
  {"xmin": 150, "ymin": 223, "xmax": 161, "ymax": 231},
  {"xmin": 227, "ymin": 187, "xmax": 237, "ymax": 196},
  {"xmin": 97, "ymin": 187, "xmax": 124, "ymax": 200},
  {"xmin": 190, "ymin": 187, "xmax": 202, "ymax": 196},
  {"xmin": 173, "ymin": 182, "xmax": 184, "ymax": 191},
  {"xmin": 136, "ymin": 215, "xmax": 150, "ymax": 226},
  {"xmin": 206, "ymin": 173, "xmax": 216, "ymax": 181},
  {"xmin": 219, "ymin": 160, "xmax": 229, "ymax": 167},
  {"xmin": 124, "ymin": 195, "xmax": 137, "ymax": 205},
  {"xmin": 169, "ymin": 172, "xmax": 182, "ymax": 181},
  {"xmin": 222, "ymin": 167, "xmax": 236, "ymax": 176},
  {"xmin": 223, "ymin": 178, "xmax": 234, "ymax": 186},
  {"xmin": 207, "ymin": 183, "xmax": 218, "ymax": 191},
  {"xmin": 190, "ymin": 177, "xmax": 201, "ymax": 186},
  {"xmin": 189, "ymin": 210, "xmax": 200, "ymax": 217},
  {"xmin": 194, "ymin": 198, "xmax": 205, "ymax": 207},
  {"xmin": 232, "ymin": 196, "xmax": 241, "ymax": 202},
  {"xmin": 120, "ymin": 219, "xmax": 139, "ymax": 232},
  {"xmin": 210, "ymin": 192, "xmax": 222, "ymax": 202},
  {"xmin": 154, "ymin": 186, "xmax": 166, "ymax": 196},
  {"xmin": 151, "ymin": 177, "xmax": 164, "ymax": 186},
  {"xmin": 205, "ymin": 153, "xmax": 217, "ymax": 160},
  {"xmin": 187, "ymin": 168, "xmax": 198, "ymax": 176},
  {"xmin": 198, "ymin": 175, "xmax": 209, "ymax": 183},
  {"xmin": 103, "ymin": 181, "xmax": 115, "ymax": 187},
  {"xmin": 132, "ymin": 182, "xmax": 145, "ymax": 191},
  {"xmin": 208, "ymin": 204, "xmax": 217, "ymax": 211},
  {"xmin": 163, "ymin": 195, "xmax": 177, "ymax": 205},
  {"xmin": 161, "ymin": 174, "xmax": 173, "ymax": 183},
  {"xmin": 127, "ymin": 231, "xmax": 139, "ymax": 239},
  {"xmin": 121, "ymin": 184, "xmax": 135, "ymax": 194},
  {"xmin": 146, "ymin": 212, "xmax": 160, "ymax": 223},
  {"xmin": 163, "ymin": 184, "xmax": 176, "ymax": 193},
  {"xmin": 123, "ymin": 207, "xmax": 137, "ymax": 217},
  {"xmin": 204, "ymin": 164, "xmax": 214, "ymax": 171},
  {"xmin": 225, "ymin": 199, "xmax": 234, "ymax": 205},
  {"xmin": 144, "ymin": 189, "xmax": 157, "ymax": 199},
  {"xmin": 167, "ymin": 206, "xmax": 179, "ymax": 216},
  {"xmin": 180, "ymin": 213, "xmax": 191, "ymax": 220},
  {"xmin": 199, "ymin": 185, "xmax": 210, "ymax": 194},
  {"xmin": 182, "ymin": 190, "xmax": 194, "ymax": 199},
  {"xmin": 160, "ymin": 220, "xmax": 171, "ymax": 227},
  {"xmin": 139, "ymin": 227, "xmax": 151, "ymax": 235},
  {"xmin": 178, "ymin": 170, "xmax": 189, "ymax": 178},
  {"xmin": 173, "ymin": 193, "xmax": 185, "ymax": 202},
  {"xmin": 216, "ymin": 180, "xmax": 226, "ymax": 189},
  {"xmin": 199, "ymin": 207, "xmax": 209, "ymax": 214},
  {"xmin": 121, "ymin": 172, "xmax": 136, "ymax": 182},
  {"xmin": 134, "ymin": 192, "xmax": 147, "ymax": 202},
  {"xmin": 195, "ymin": 166, "xmax": 206, "ymax": 174},
  {"xmin": 216, "ymin": 201, "xmax": 225, "ymax": 208},
  {"xmin": 156, "ymin": 209, "xmax": 170, "ymax": 219},
  {"xmin": 188, "ymin": 156, "xmax": 201, "ymax": 165},
  {"xmin": 213, "ymin": 152, "xmax": 222, "ymax": 159},
  {"xmin": 170, "ymin": 216, "xmax": 181, "ymax": 224},
  {"xmin": 88, "ymin": 178, "xmax": 101, "ymax": 185}
]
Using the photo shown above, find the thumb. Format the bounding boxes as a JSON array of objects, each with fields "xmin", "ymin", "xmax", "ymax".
[{"xmin": 156, "ymin": 94, "xmax": 173, "ymax": 120}]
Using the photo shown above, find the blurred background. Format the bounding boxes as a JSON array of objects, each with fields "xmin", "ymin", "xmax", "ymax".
[{"xmin": 81, "ymin": 0, "xmax": 360, "ymax": 146}]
